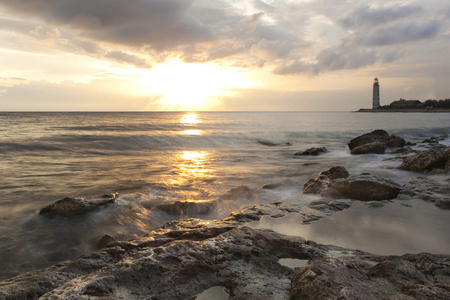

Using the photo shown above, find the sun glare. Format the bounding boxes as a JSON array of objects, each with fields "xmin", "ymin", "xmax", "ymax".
[
  {"xmin": 180, "ymin": 113, "xmax": 202, "ymax": 124},
  {"xmin": 138, "ymin": 57, "xmax": 259, "ymax": 110}
]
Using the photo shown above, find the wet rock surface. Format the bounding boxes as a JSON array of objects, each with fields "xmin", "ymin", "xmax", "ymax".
[
  {"xmin": 348, "ymin": 130, "xmax": 406, "ymax": 154},
  {"xmin": 39, "ymin": 193, "xmax": 117, "ymax": 216},
  {"xmin": 303, "ymin": 166, "xmax": 349, "ymax": 194},
  {"xmin": 156, "ymin": 200, "xmax": 217, "ymax": 216},
  {"xmin": 290, "ymin": 253, "xmax": 450, "ymax": 300},
  {"xmin": 324, "ymin": 174, "xmax": 402, "ymax": 201},
  {"xmin": 0, "ymin": 209, "xmax": 328, "ymax": 300},
  {"xmin": 400, "ymin": 147, "xmax": 446, "ymax": 172},
  {"xmin": 303, "ymin": 167, "xmax": 401, "ymax": 201},
  {"xmin": 294, "ymin": 147, "xmax": 328, "ymax": 156},
  {"xmin": 350, "ymin": 141, "xmax": 386, "ymax": 155},
  {"xmin": 3, "ymin": 173, "xmax": 450, "ymax": 299},
  {"xmin": 401, "ymin": 177, "xmax": 450, "ymax": 209},
  {"xmin": 2, "ymin": 200, "xmax": 449, "ymax": 300}
]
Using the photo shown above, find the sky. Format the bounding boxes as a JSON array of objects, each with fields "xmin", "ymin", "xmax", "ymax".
[{"xmin": 0, "ymin": 0, "xmax": 449, "ymax": 111}]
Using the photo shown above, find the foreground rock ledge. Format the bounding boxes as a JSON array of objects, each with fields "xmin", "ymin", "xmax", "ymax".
[
  {"xmin": 291, "ymin": 253, "xmax": 450, "ymax": 300},
  {"xmin": 1, "ymin": 202, "xmax": 449, "ymax": 300}
]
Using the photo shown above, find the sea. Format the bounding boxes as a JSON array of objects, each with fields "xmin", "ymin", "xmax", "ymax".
[{"xmin": 0, "ymin": 111, "xmax": 449, "ymax": 280}]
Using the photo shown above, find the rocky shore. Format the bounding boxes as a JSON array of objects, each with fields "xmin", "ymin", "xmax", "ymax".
[
  {"xmin": 1, "ymin": 130, "xmax": 449, "ymax": 299},
  {"xmin": 357, "ymin": 108, "xmax": 450, "ymax": 113}
]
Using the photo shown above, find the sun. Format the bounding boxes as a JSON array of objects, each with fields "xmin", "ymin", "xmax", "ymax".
[{"xmin": 137, "ymin": 57, "xmax": 259, "ymax": 110}]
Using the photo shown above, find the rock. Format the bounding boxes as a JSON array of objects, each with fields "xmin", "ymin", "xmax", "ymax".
[
  {"xmin": 303, "ymin": 175, "xmax": 331, "ymax": 194},
  {"xmin": 421, "ymin": 137, "xmax": 440, "ymax": 145},
  {"xmin": 348, "ymin": 129, "xmax": 390, "ymax": 150},
  {"xmin": 351, "ymin": 141, "xmax": 386, "ymax": 154},
  {"xmin": 386, "ymin": 136, "xmax": 406, "ymax": 148},
  {"xmin": 262, "ymin": 180, "xmax": 296, "ymax": 190},
  {"xmin": 303, "ymin": 166, "xmax": 350, "ymax": 194},
  {"xmin": 290, "ymin": 253, "xmax": 450, "ymax": 300},
  {"xmin": 221, "ymin": 186, "xmax": 253, "ymax": 201},
  {"xmin": 444, "ymin": 146, "xmax": 450, "ymax": 159},
  {"xmin": 156, "ymin": 200, "xmax": 217, "ymax": 216},
  {"xmin": 0, "ymin": 222, "xmax": 323, "ymax": 300},
  {"xmin": 319, "ymin": 166, "xmax": 349, "ymax": 180},
  {"xmin": 3, "ymin": 199, "xmax": 449, "ymax": 299},
  {"xmin": 294, "ymin": 147, "xmax": 328, "ymax": 156},
  {"xmin": 399, "ymin": 147, "xmax": 445, "ymax": 172},
  {"xmin": 322, "ymin": 174, "xmax": 401, "ymax": 201},
  {"xmin": 348, "ymin": 130, "xmax": 406, "ymax": 154},
  {"xmin": 388, "ymin": 146, "xmax": 413, "ymax": 154},
  {"xmin": 257, "ymin": 140, "xmax": 291, "ymax": 147},
  {"xmin": 326, "ymin": 199, "xmax": 353, "ymax": 211},
  {"xmin": 97, "ymin": 234, "xmax": 115, "ymax": 248},
  {"xmin": 39, "ymin": 193, "xmax": 117, "ymax": 216},
  {"xmin": 401, "ymin": 177, "xmax": 450, "ymax": 209}
]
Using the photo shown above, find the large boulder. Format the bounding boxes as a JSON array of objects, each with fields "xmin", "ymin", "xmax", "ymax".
[
  {"xmin": 303, "ymin": 175, "xmax": 331, "ymax": 194},
  {"xmin": 303, "ymin": 166, "xmax": 349, "ymax": 194},
  {"xmin": 399, "ymin": 147, "xmax": 445, "ymax": 172},
  {"xmin": 290, "ymin": 253, "xmax": 450, "ymax": 300},
  {"xmin": 319, "ymin": 166, "xmax": 349, "ymax": 180},
  {"xmin": 39, "ymin": 194, "xmax": 117, "ymax": 216},
  {"xmin": 348, "ymin": 129, "xmax": 390, "ymax": 150},
  {"xmin": 350, "ymin": 142, "xmax": 386, "ymax": 155},
  {"xmin": 348, "ymin": 130, "xmax": 406, "ymax": 155},
  {"xmin": 322, "ymin": 174, "xmax": 401, "ymax": 201},
  {"xmin": 386, "ymin": 136, "xmax": 406, "ymax": 148}
]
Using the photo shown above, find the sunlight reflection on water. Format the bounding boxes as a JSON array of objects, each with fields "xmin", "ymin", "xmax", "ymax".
[
  {"xmin": 181, "ymin": 129, "xmax": 203, "ymax": 135},
  {"xmin": 180, "ymin": 113, "xmax": 202, "ymax": 124}
]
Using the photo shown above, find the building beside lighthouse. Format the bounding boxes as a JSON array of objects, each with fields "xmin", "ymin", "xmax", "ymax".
[{"xmin": 373, "ymin": 77, "xmax": 380, "ymax": 109}]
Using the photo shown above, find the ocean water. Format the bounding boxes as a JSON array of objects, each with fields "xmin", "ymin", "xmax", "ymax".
[{"xmin": 0, "ymin": 111, "xmax": 449, "ymax": 280}]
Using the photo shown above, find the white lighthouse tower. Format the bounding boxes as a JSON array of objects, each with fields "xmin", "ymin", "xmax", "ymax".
[{"xmin": 372, "ymin": 77, "xmax": 380, "ymax": 109}]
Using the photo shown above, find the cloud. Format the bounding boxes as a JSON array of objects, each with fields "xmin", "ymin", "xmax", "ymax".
[
  {"xmin": 0, "ymin": 80, "xmax": 150, "ymax": 111},
  {"xmin": 359, "ymin": 21, "xmax": 440, "ymax": 46},
  {"xmin": 0, "ymin": 0, "xmax": 213, "ymax": 49},
  {"xmin": 105, "ymin": 51, "xmax": 152, "ymax": 68},
  {"xmin": 274, "ymin": 47, "xmax": 378, "ymax": 75},
  {"xmin": 0, "ymin": 0, "xmax": 448, "ymax": 80},
  {"xmin": 339, "ymin": 4, "xmax": 423, "ymax": 29}
]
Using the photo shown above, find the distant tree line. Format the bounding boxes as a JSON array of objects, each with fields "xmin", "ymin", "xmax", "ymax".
[{"xmin": 379, "ymin": 98, "xmax": 450, "ymax": 109}]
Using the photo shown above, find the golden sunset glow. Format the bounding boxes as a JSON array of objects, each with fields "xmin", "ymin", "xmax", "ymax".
[
  {"xmin": 1, "ymin": 1, "xmax": 448, "ymax": 111},
  {"xmin": 139, "ymin": 58, "xmax": 260, "ymax": 110},
  {"xmin": 181, "ymin": 130, "xmax": 203, "ymax": 136},
  {"xmin": 180, "ymin": 113, "xmax": 202, "ymax": 124},
  {"xmin": 180, "ymin": 151, "xmax": 208, "ymax": 162}
]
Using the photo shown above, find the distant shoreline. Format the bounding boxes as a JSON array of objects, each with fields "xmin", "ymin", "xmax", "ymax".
[{"xmin": 356, "ymin": 108, "xmax": 450, "ymax": 113}]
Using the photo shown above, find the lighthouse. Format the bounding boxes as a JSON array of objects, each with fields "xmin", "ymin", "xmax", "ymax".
[{"xmin": 372, "ymin": 77, "xmax": 380, "ymax": 109}]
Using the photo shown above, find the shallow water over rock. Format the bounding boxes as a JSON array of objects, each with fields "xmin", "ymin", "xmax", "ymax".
[{"xmin": 248, "ymin": 199, "xmax": 450, "ymax": 256}]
